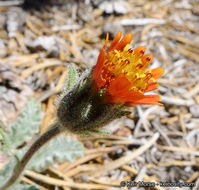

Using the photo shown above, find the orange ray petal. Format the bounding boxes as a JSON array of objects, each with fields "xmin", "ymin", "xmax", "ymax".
[
  {"xmin": 103, "ymin": 33, "xmax": 109, "ymax": 49},
  {"xmin": 145, "ymin": 82, "xmax": 158, "ymax": 92},
  {"xmin": 142, "ymin": 54, "xmax": 153, "ymax": 68},
  {"xmin": 129, "ymin": 95, "xmax": 161, "ymax": 105},
  {"xmin": 108, "ymin": 32, "xmax": 122, "ymax": 52},
  {"xmin": 108, "ymin": 76, "xmax": 131, "ymax": 96},
  {"xmin": 115, "ymin": 33, "xmax": 133, "ymax": 51},
  {"xmin": 151, "ymin": 67, "xmax": 164, "ymax": 79},
  {"xmin": 93, "ymin": 48, "xmax": 105, "ymax": 82},
  {"xmin": 122, "ymin": 91, "xmax": 144, "ymax": 102},
  {"xmin": 133, "ymin": 46, "xmax": 146, "ymax": 56},
  {"xmin": 110, "ymin": 91, "xmax": 144, "ymax": 103}
]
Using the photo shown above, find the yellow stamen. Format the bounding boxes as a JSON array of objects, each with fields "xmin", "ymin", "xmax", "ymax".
[{"xmin": 101, "ymin": 45, "xmax": 157, "ymax": 93}]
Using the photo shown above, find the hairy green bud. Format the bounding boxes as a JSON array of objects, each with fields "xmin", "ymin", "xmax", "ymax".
[{"xmin": 57, "ymin": 70, "xmax": 128, "ymax": 134}]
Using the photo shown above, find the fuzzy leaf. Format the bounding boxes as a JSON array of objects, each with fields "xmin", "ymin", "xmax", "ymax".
[
  {"xmin": 0, "ymin": 86, "xmax": 6, "ymax": 93},
  {"xmin": 7, "ymin": 99, "xmax": 44, "ymax": 149},
  {"xmin": 0, "ymin": 128, "xmax": 11, "ymax": 154},
  {"xmin": 66, "ymin": 64, "xmax": 79, "ymax": 90},
  {"xmin": 0, "ymin": 147, "xmax": 29, "ymax": 188},
  {"xmin": 0, "ymin": 148, "xmax": 33, "ymax": 188},
  {"xmin": 0, "ymin": 136, "xmax": 84, "ymax": 188},
  {"xmin": 8, "ymin": 184, "xmax": 40, "ymax": 190},
  {"xmin": 0, "ymin": 158, "xmax": 16, "ymax": 186},
  {"xmin": 28, "ymin": 136, "xmax": 84, "ymax": 172}
]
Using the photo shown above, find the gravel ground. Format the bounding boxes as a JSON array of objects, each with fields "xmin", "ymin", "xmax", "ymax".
[{"xmin": 0, "ymin": 0, "xmax": 199, "ymax": 189}]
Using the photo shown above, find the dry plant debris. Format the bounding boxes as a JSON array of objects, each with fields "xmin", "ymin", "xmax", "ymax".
[{"xmin": 0, "ymin": 0, "xmax": 199, "ymax": 189}]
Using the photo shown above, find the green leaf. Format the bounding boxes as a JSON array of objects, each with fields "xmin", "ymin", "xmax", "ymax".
[
  {"xmin": 28, "ymin": 136, "xmax": 84, "ymax": 172},
  {"xmin": 0, "ymin": 158, "xmax": 16, "ymax": 186},
  {"xmin": 0, "ymin": 157, "xmax": 40, "ymax": 189},
  {"xmin": 0, "ymin": 86, "xmax": 6, "ymax": 93},
  {"xmin": 0, "ymin": 148, "xmax": 30, "ymax": 188},
  {"xmin": 65, "ymin": 64, "xmax": 79, "ymax": 91},
  {"xmin": 8, "ymin": 184, "xmax": 40, "ymax": 190},
  {"xmin": 0, "ymin": 136, "xmax": 84, "ymax": 188},
  {"xmin": 7, "ymin": 99, "xmax": 44, "ymax": 149},
  {"xmin": 0, "ymin": 128, "xmax": 11, "ymax": 154}
]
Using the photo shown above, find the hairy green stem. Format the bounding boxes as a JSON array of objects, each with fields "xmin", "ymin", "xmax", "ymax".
[{"xmin": 0, "ymin": 124, "xmax": 61, "ymax": 190}]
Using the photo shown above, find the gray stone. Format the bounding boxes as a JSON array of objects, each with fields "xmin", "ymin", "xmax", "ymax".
[{"xmin": 190, "ymin": 104, "xmax": 199, "ymax": 118}]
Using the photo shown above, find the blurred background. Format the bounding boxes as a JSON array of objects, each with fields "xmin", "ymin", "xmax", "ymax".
[{"xmin": 0, "ymin": 0, "xmax": 199, "ymax": 189}]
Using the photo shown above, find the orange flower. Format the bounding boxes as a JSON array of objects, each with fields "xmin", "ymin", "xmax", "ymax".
[{"xmin": 93, "ymin": 32, "xmax": 164, "ymax": 105}]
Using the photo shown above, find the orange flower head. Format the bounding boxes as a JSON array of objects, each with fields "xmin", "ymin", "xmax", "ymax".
[
  {"xmin": 57, "ymin": 32, "xmax": 164, "ymax": 134},
  {"xmin": 93, "ymin": 32, "xmax": 164, "ymax": 105}
]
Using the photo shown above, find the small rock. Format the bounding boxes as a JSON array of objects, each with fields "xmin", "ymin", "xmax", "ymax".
[
  {"xmin": 26, "ymin": 36, "xmax": 59, "ymax": 55},
  {"xmin": 80, "ymin": 175, "xmax": 89, "ymax": 182},
  {"xmin": 82, "ymin": 49, "xmax": 98, "ymax": 66},
  {"xmin": 103, "ymin": 23, "xmax": 124, "ymax": 38},
  {"xmin": 123, "ymin": 118, "xmax": 135, "ymax": 129},
  {"xmin": 91, "ymin": 0, "xmax": 104, "ymax": 7},
  {"xmin": 77, "ymin": 3, "xmax": 94, "ymax": 22},
  {"xmin": 0, "ymin": 62, "xmax": 33, "ymax": 126},
  {"xmin": 113, "ymin": 0, "xmax": 129, "ymax": 15},
  {"xmin": 99, "ymin": 0, "xmax": 129, "ymax": 14},
  {"xmin": 190, "ymin": 104, "xmax": 199, "ymax": 118},
  {"xmin": 99, "ymin": 1, "xmax": 114, "ymax": 14},
  {"xmin": 6, "ymin": 7, "xmax": 26, "ymax": 38}
]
